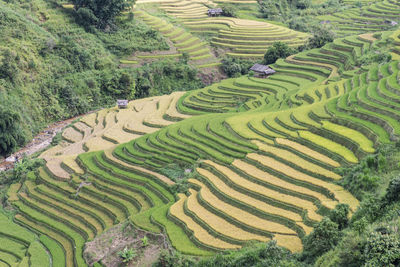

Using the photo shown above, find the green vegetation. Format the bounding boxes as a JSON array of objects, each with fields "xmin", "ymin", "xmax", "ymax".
[
  {"xmin": 152, "ymin": 142, "xmax": 400, "ymax": 266},
  {"xmin": 264, "ymin": 42, "xmax": 295, "ymax": 64},
  {"xmin": 1, "ymin": 0, "xmax": 400, "ymax": 266},
  {"xmin": 219, "ymin": 4, "xmax": 238, "ymax": 17},
  {"xmin": 118, "ymin": 247, "xmax": 136, "ymax": 263},
  {"xmin": 221, "ymin": 57, "xmax": 257, "ymax": 77},
  {"xmin": 0, "ymin": 0, "xmax": 200, "ymax": 154},
  {"xmin": 72, "ymin": 0, "xmax": 130, "ymax": 29},
  {"xmin": 0, "ymin": 212, "xmax": 51, "ymax": 267},
  {"xmin": 0, "ymin": 107, "xmax": 26, "ymax": 156},
  {"xmin": 134, "ymin": 60, "xmax": 203, "ymax": 98}
]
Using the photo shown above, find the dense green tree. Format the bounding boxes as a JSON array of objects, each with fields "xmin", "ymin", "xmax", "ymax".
[
  {"xmin": 220, "ymin": 4, "xmax": 237, "ymax": 17},
  {"xmin": 385, "ymin": 176, "xmax": 400, "ymax": 203},
  {"xmin": 364, "ymin": 230, "xmax": 400, "ymax": 266},
  {"xmin": 294, "ymin": 0, "xmax": 311, "ymax": 9},
  {"xmin": 306, "ymin": 24, "xmax": 335, "ymax": 48},
  {"xmin": 100, "ymin": 70, "xmax": 136, "ymax": 99},
  {"xmin": 302, "ymin": 218, "xmax": 341, "ymax": 261},
  {"xmin": 221, "ymin": 57, "xmax": 256, "ymax": 77},
  {"xmin": 72, "ymin": 0, "xmax": 131, "ymax": 29},
  {"xmin": 259, "ymin": 0, "xmax": 284, "ymax": 19},
  {"xmin": 0, "ymin": 108, "xmax": 26, "ymax": 157},
  {"xmin": 329, "ymin": 203, "xmax": 350, "ymax": 230},
  {"xmin": 263, "ymin": 42, "xmax": 294, "ymax": 65}
]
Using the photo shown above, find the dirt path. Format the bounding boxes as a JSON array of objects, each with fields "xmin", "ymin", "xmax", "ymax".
[{"xmin": 0, "ymin": 114, "xmax": 88, "ymax": 171}]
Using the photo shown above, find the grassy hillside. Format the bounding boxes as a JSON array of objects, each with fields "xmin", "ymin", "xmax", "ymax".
[{"xmin": 0, "ymin": 0, "xmax": 204, "ymax": 156}]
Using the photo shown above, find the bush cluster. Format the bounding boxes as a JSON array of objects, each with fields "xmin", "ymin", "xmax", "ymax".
[{"xmin": 221, "ymin": 57, "xmax": 257, "ymax": 77}]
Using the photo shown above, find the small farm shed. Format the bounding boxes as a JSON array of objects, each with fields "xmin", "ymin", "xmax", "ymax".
[
  {"xmin": 208, "ymin": 8, "xmax": 223, "ymax": 16},
  {"xmin": 117, "ymin": 99, "xmax": 128, "ymax": 109},
  {"xmin": 385, "ymin": 20, "xmax": 398, "ymax": 26},
  {"xmin": 250, "ymin": 63, "xmax": 276, "ymax": 78}
]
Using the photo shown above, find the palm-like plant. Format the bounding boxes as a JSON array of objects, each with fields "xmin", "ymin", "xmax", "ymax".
[{"xmin": 118, "ymin": 247, "xmax": 136, "ymax": 263}]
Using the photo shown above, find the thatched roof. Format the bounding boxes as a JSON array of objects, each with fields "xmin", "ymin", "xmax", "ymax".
[
  {"xmin": 208, "ymin": 8, "xmax": 223, "ymax": 15},
  {"xmin": 250, "ymin": 63, "xmax": 276, "ymax": 75}
]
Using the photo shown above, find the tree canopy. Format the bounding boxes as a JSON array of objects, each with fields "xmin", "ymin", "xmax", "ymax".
[
  {"xmin": 0, "ymin": 108, "xmax": 26, "ymax": 157},
  {"xmin": 72, "ymin": 0, "xmax": 132, "ymax": 29},
  {"xmin": 306, "ymin": 24, "xmax": 336, "ymax": 49},
  {"xmin": 263, "ymin": 42, "xmax": 295, "ymax": 65}
]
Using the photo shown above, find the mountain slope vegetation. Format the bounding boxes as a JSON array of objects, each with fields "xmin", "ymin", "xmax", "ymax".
[{"xmin": 0, "ymin": 0, "xmax": 203, "ymax": 156}]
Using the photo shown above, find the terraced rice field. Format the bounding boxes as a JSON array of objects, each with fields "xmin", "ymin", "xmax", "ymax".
[
  {"xmin": 190, "ymin": 18, "xmax": 309, "ymax": 57},
  {"xmin": 316, "ymin": 0, "xmax": 400, "ymax": 37},
  {"xmin": 391, "ymin": 28, "xmax": 400, "ymax": 60},
  {"xmin": 127, "ymin": 10, "xmax": 219, "ymax": 66},
  {"xmin": 0, "ymin": 212, "xmax": 51, "ymax": 267},
  {"xmin": 5, "ymin": 1, "xmax": 400, "ymax": 265},
  {"xmin": 134, "ymin": 0, "xmax": 308, "ymax": 58},
  {"xmin": 40, "ymin": 92, "xmax": 189, "ymax": 179}
]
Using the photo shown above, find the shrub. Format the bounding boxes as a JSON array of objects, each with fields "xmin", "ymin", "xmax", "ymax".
[
  {"xmin": 0, "ymin": 107, "xmax": 26, "ymax": 157},
  {"xmin": 295, "ymin": 0, "xmax": 311, "ymax": 9},
  {"xmin": 263, "ymin": 42, "xmax": 295, "ymax": 65},
  {"xmin": 76, "ymin": 7, "xmax": 98, "ymax": 30},
  {"xmin": 364, "ymin": 230, "xmax": 400, "ymax": 266},
  {"xmin": 100, "ymin": 69, "xmax": 136, "ymax": 100},
  {"xmin": 155, "ymin": 241, "xmax": 303, "ymax": 267},
  {"xmin": 302, "ymin": 218, "xmax": 341, "ymax": 262},
  {"xmin": 385, "ymin": 176, "xmax": 400, "ymax": 203},
  {"xmin": 72, "ymin": 0, "xmax": 130, "ymax": 29},
  {"xmin": 288, "ymin": 16, "xmax": 310, "ymax": 32},
  {"xmin": 258, "ymin": 0, "xmax": 286, "ymax": 20},
  {"xmin": 133, "ymin": 60, "xmax": 202, "ymax": 98},
  {"xmin": 220, "ymin": 4, "xmax": 237, "ymax": 17},
  {"xmin": 329, "ymin": 203, "xmax": 350, "ymax": 230},
  {"xmin": 141, "ymin": 236, "xmax": 149, "ymax": 247},
  {"xmin": 306, "ymin": 24, "xmax": 336, "ymax": 49},
  {"xmin": 351, "ymin": 194, "xmax": 382, "ymax": 224},
  {"xmin": 339, "ymin": 153, "xmax": 385, "ymax": 199},
  {"xmin": 118, "ymin": 247, "xmax": 136, "ymax": 263},
  {"xmin": 315, "ymin": 232, "xmax": 364, "ymax": 267},
  {"xmin": 221, "ymin": 57, "xmax": 256, "ymax": 77},
  {"xmin": 154, "ymin": 250, "xmax": 196, "ymax": 267},
  {"xmin": 180, "ymin": 52, "xmax": 190, "ymax": 64},
  {"xmin": 358, "ymin": 49, "xmax": 392, "ymax": 66},
  {"xmin": 11, "ymin": 157, "xmax": 44, "ymax": 183}
]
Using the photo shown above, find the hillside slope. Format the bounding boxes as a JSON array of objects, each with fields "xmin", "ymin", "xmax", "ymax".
[
  {"xmin": 1, "ymin": 0, "xmax": 400, "ymax": 266},
  {"xmin": 7, "ymin": 30, "xmax": 400, "ymax": 265},
  {"xmin": 0, "ymin": 0, "xmax": 189, "ymax": 156}
]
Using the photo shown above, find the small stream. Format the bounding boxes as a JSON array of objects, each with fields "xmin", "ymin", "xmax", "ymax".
[{"xmin": 0, "ymin": 116, "xmax": 80, "ymax": 171}]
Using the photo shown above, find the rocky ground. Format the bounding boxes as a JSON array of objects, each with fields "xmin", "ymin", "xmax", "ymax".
[
  {"xmin": 84, "ymin": 222, "xmax": 169, "ymax": 267},
  {"xmin": 0, "ymin": 115, "xmax": 84, "ymax": 171}
]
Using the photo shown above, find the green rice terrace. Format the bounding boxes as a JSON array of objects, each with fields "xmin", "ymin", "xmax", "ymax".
[{"xmin": 1, "ymin": 0, "xmax": 400, "ymax": 266}]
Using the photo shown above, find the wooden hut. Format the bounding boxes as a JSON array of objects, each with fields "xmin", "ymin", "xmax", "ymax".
[
  {"xmin": 385, "ymin": 20, "xmax": 398, "ymax": 26},
  {"xmin": 117, "ymin": 99, "xmax": 128, "ymax": 109},
  {"xmin": 250, "ymin": 63, "xmax": 276, "ymax": 78},
  {"xmin": 208, "ymin": 8, "xmax": 223, "ymax": 17}
]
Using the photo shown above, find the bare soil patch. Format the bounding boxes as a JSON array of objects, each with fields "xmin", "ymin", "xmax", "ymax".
[{"xmin": 84, "ymin": 222, "xmax": 169, "ymax": 267}]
